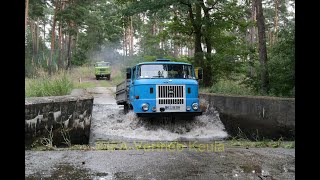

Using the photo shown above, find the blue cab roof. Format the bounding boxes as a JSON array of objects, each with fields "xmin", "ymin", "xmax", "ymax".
[{"xmin": 137, "ymin": 61, "xmax": 192, "ymax": 66}]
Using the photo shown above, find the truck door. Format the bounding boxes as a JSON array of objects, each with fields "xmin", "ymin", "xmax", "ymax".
[{"xmin": 129, "ymin": 66, "xmax": 136, "ymax": 105}]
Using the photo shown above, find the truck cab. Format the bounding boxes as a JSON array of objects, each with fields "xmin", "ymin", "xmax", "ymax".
[
  {"xmin": 94, "ymin": 61, "xmax": 111, "ymax": 80},
  {"xmin": 116, "ymin": 59, "xmax": 203, "ymax": 117}
]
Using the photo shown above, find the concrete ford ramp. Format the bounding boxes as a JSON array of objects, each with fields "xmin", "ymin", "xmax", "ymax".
[
  {"xmin": 200, "ymin": 93, "xmax": 295, "ymax": 139},
  {"xmin": 25, "ymin": 94, "xmax": 94, "ymax": 148},
  {"xmin": 25, "ymin": 87, "xmax": 295, "ymax": 179}
]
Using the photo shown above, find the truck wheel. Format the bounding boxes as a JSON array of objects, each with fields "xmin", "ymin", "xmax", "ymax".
[
  {"xmin": 106, "ymin": 74, "xmax": 110, "ymax": 80},
  {"xmin": 124, "ymin": 104, "xmax": 129, "ymax": 114},
  {"xmin": 96, "ymin": 76, "xmax": 99, "ymax": 80}
]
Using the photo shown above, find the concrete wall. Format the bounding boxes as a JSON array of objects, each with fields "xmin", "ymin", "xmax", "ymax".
[
  {"xmin": 199, "ymin": 93, "xmax": 295, "ymax": 140},
  {"xmin": 25, "ymin": 94, "xmax": 94, "ymax": 148}
]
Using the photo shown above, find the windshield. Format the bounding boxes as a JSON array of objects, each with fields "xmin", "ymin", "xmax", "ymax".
[
  {"xmin": 138, "ymin": 64, "xmax": 195, "ymax": 79},
  {"xmin": 96, "ymin": 62, "xmax": 109, "ymax": 67}
]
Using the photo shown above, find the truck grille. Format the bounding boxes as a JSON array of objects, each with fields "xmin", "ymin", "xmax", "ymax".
[
  {"xmin": 99, "ymin": 68, "xmax": 106, "ymax": 71},
  {"xmin": 157, "ymin": 85, "xmax": 184, "ymax": 104}
]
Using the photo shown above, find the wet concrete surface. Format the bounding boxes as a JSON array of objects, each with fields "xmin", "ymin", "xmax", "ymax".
[
  {"xmin": 25, "ymin": 86, "xmax": 295, "ymax": 179},
  {"xmin": 25, "ymin": 147, "xmax": 295, "ymax": 179},
  {"xmin": 86, "ymin": 87, "xmax": 116, "ymax": 105}
]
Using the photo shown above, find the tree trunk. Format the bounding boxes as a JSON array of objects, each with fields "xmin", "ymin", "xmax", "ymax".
[
  {"xmin": 188, "ymin": 2, "xmax": 203, "ymax": 67},
  {"xmin": 58, "ymin": 22, "xmax": 63, "ymax": 69},
  {"xmin": 49, "ymin": 0, "xmax": 59, "ymax": 75},
  {"xmin": 123, "ymin": 26, "xmax": 127, "ymax": 56},
  {"xmin": 188, "ymin": 41, "xmax": 194, "ymax": 57},
  {"xmin": 247, "ymin": 0, "xmax": 256, "ymax": 77},
  {"xmin": 58, "ymin": 1, "xmax": 65, "ymax": 70},
  {"xmin": 151, "ymin": 20, "xmax": 159, "ymax": 52},
  {"xmin": 255, "ymin": 0, "xmax": 270, "ymax": 94},
  {"xmin": 250, "ymin": 0, "xmax": 256, "ymax": 44},
  {"xmin": 25, "ymin": 0, "xmax": 29, "ymax": 32},
  {"xmin": 43, "ymin": 20, "xmax": 46, "ymax": 68},
  {"xmin": 66, "ymin": 33, "xmax": 72, "ymax": 70},
  {"xmin": 202, "ymin": 1, "xmax": 214, "ymax": 86},
  {"xmin": 123, "ymin": 17, "xmax": 128, "ymax": 56},
  {"xmin": 129, "ymin": 16, "xmax": 134, "ymax": 56},
  {"xmin": 63, "ymin": 34, "xmax": 67, "ymax": 67},
  {"xmin": 273, "ymin": 0, "xmax": 279, "ymax": 45},
  {"xmin": 36, "ymin": 18, "xmax": 40, "ymax": 65},
  {"xmin": 160, "ymin": 25, "xmax": 165, "ymax": 53},
  {"xmin": 126, "ymin": 25, "xmax": 129, "ymax": 56},
  {"xmin": 70, "ymin": 32, "xmax": 77, "ymax": 70},
  {"xmin": 173, "ymin": 33, "xmax": 179, "ymax": 58},
  {"xmin": 30, "ymin": 20, "xmax": 35, "ymax": 66}
]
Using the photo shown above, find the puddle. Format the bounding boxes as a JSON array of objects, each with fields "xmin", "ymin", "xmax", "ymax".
[
  {"xmin": 26, "ymin": 163, "xmax": 113, "ymax": 180},
  {"xmin": 240, "ymin": 164, "xmax": 262, "ymax": 173}
]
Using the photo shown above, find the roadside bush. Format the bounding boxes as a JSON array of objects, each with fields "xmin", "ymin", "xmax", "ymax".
[
  {"xmin": 208, "ymin": 79, "xmax": 257, "ymax": 96},
  {"xmin": 26, "ymin": 72, "xmax": 73, "ymax": 97}
]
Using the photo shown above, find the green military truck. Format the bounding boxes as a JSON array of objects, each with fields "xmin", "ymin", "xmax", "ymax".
[{"xmin": 94, "ymin": 61, "xmax": 111, "ymax": 80}]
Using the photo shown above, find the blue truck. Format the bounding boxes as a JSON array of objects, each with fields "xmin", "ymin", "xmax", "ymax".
[{"xmin": 115, "ymin": 59, "xmax": 203, "ymax": 117}]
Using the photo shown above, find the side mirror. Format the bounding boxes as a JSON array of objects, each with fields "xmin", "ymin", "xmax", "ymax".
[
  {"xmin": 126, "ymin": 68, "xmax": 131, "ymax": 79},
  {"xmin": 195, "ymin": 67, "xmax": 203, "ymax": 80},
  {"xmin": 198, "ymin": 68, "xmax": 203, "ymax": 80}
]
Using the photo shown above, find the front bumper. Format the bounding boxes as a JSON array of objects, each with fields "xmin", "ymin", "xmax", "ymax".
[
  {"xmin": 96, "ymin": 74, "xmax": 110, "ymax": 76},
  {"xmin": 136, "ymin": 112, "xmax": 202, "ymax": 117}
]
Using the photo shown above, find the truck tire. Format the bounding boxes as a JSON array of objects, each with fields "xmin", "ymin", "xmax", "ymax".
[
  {"xmin": 96, "ymin": 75, "xmax": 99, "ymax": 80},
  {"xmin": 106, "ymin": 74, "xmax": 110, "ymax": 80},
  {"xmin": 124, "ymin": 104, "xmax": 129, "ymax": 114},
  {"xmin": 123, "ymin": 104, "xmax": 133, "ymax": 114}
]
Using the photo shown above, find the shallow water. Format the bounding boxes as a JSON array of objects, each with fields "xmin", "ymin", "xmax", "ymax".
[{"xmin": 89, "ymin": 104, "xmax": 228, "ymax": 144}]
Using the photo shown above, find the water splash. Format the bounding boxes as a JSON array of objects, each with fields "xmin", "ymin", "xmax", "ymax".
[{"xmin": 90, "ymin": 104, "xmax": 228, "ymax": 143}]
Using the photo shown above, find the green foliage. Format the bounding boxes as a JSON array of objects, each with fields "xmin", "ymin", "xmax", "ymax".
[
  {"xmin": 26, "ymin": 72, "xmax": 74, "ymax": 97},
  {"xmin": 228, "ymin": 128, "xmax": 295, "ymax": 149},
  {"xmin": 67, "ymin": 0, "xmax": 123, "ymax": 66},
  {"xmin": 29, "ymin": 0, "xmax": 46, "ymax": 19},
  {"xmin": 268, "ymin": 25, "xmax": 295, "ymax": 97},
  {"xmin": 242, "ymin": 24, "xmax": 295, "ymax": 97},
  {"xmin": 123, "ymin": 55, "xmax": 194, "ymax": 69},
  {"xmin": 108, "ymin": 68, "xmax": 125, "ymax": 86},
  {"xmin": 25, "ymin": 0, "xmax": 295, "ymax": 98},
  {"xmin": 174, "ymin": 56, "xmax": 193, "ymax": 64},
  {"xmin": 206, "ymin": 79, "xmax": 257, "ymax": 96},
  {"xmin": 25, "ymin": 21, "xmax": 51, "ymax": 77},
  {"xmin": 72, "ymin": 65, "xmax": 94, "ymax": 77}
]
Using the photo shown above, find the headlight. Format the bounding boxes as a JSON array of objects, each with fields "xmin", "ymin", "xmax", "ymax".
[
  {"xmin": 192, "ymin": 103, "xmax": 198, "ymax": 110},
  {"xmin": 142, "ymin": 103, "xmax": 149, "ymax": 111}
]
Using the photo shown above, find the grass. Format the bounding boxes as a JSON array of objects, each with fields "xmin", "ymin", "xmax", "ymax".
[
  {"xmin": 70, "ymin": 65, "xmax": 95, "ymax": 80},
  {"xmin": 25, "ymin": 70, "xmax": 73, "ymax": 97},
  {"xmin": 31, "ymin": 144, "xmax": 93, "ymax": 151},
  {"xmin": 72, "ymin": 65, "xmax": 124, "ymax": 88},
  {"xmin": 109, "ymin": 72, "xmax": 125, "ymax": 86},
  {"xmin": 227, "ymin": 139, "xmax": 295, "ymax": 149},
  {"xmin": 107, "ymin": 66, "xmax": 125, "ymax": 86},
  {"xmin": 200, "ymin": 79, "xmax": 258, "ymax": 96},
  {"xmin": 25, "ymin": 65, "xmax": 125, "ymax": 97},
  {"xmin": 31, "ymin": 139, "xmax": 294, "ymax": 151},
  {"xmin": 30, "ymin": 130, "xmax": 294, "ymax": 151},
  {"xmin": 225, "ymin": 128, "xmax": 295, "ymax": 149}
]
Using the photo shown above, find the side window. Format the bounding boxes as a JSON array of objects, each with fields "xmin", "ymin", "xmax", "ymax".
[{"xmin": 132, "ymin": 66, "xmax": 136, "ymax": 80}]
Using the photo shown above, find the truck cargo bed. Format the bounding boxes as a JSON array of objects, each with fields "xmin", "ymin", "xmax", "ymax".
[{"xmin": 115, "ymin": 80, "xmax": 130, "ymax": 105}]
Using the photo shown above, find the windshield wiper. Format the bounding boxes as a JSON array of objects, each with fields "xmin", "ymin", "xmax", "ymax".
[{"xmin": 152, "ymin": 76, "xmax": 164, "ymax": 78}]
